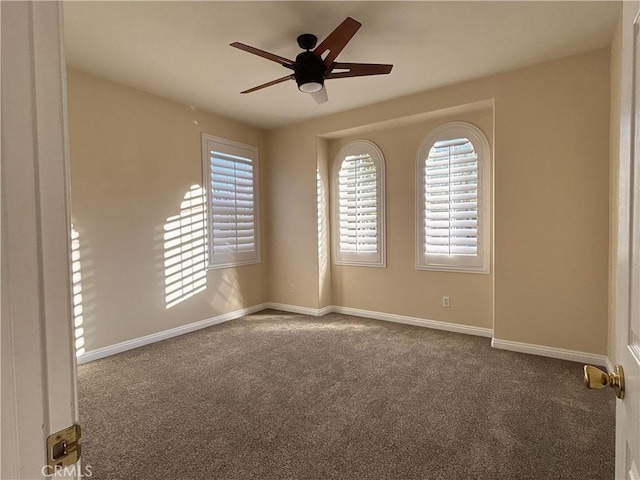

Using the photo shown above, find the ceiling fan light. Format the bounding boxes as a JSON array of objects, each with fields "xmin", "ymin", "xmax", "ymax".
[{"xmin": 299, "ymin": 81, "xmax": 323, "ymax": 93}]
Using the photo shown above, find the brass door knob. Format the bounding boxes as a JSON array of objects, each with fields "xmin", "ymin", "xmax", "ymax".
[{"xmin": 583, "ymin": 364, "xmax": 625, "ymax": 399}]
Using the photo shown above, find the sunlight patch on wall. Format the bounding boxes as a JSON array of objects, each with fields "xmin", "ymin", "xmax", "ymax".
[
  {"xmin": 317, "ymin": 167, "xmax": 329, "ymax": 295},
  {"xmin": 164, "ymin": 185, "xmax": 207, "ymax": 308},
  {"xmin": 71, "ymin": 227, "xmax": 85, "ymax": 357}
]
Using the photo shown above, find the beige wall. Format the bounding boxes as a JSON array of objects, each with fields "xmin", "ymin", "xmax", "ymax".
[
  {"xmin": 265, "ymin": 129, "xmax": 322, "ymax": 307},
  {"xmin": 67, "ymin": 68, "xmax": 268, "ymax": 352},
  {"xmin": 326, "ymin": 108, "xmax": 494, "ymax": 329},
  {"xmin": 266, "ymin": 48, "xmax": 610, "ymax": 354},
  {"xmin": 493, "ymin": 51, "xmax": 609, "ymax": 354},
  {"xmin": 316, "ymin": 138, "xmax": 332, "ymax": 309}
]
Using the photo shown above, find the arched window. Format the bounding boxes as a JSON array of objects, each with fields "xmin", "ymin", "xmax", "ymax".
[
  {"xmin": 416, "ymin": 122, "xmax": 490, "ymax": 273},
  {"xmin": 332, "ymin": 140, "xmax": 386, "ymax": 267}
]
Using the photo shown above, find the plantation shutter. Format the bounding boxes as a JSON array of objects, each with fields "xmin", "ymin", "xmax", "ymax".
[
  {"xmin": 424, "ymin": 137, "xmax": 478, "ymax": 257},
  {"xmin": 203, "ymin": 134, "xmax": 259, "ymax": 268},
  {"xmin": 210, "ymin": 151, "xmax": 255, "ymax": 252},
  {"xmin": 338, "ymin": 153, "xmax": 378, "ymax": 254}
]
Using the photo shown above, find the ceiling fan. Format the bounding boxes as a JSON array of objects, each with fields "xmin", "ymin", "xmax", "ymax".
[{"xmin": 230, "ymin": 17, "xmax": 393, "ymax": 104}]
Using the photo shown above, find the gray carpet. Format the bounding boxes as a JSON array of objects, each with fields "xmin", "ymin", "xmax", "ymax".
[{"xmin": 78, "ymin": 310, "xmax": 615, "ymax": 479}]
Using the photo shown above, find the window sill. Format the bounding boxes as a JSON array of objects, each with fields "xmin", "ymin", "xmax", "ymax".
[
  {"xmin": 207, "ymin": 258, "xmax": 260, "ymax": 270},
  {"xmin": 334, "ymin": 259, "xmax": 386, "ymax": 268},
  {"xmin": 416, "ymin": 264, "xmax": 490, "ymax": 274}
]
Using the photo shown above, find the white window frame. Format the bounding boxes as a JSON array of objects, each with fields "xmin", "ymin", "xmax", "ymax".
[
  {"xmin": 331, "ymin": 140, "xmax": 386, "ymax": 267},
  {"xmin": 415, "ymin": 122, "xmax": 490, "ymax": 274},
  {"xmin": 202, "ymin": 133, "xmax": 260, "ymax": 269}
]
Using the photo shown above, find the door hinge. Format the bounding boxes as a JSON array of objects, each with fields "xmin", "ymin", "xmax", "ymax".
[{"xmin": 47, "ymin": 424, "xmax": 81, "ymax": 469}]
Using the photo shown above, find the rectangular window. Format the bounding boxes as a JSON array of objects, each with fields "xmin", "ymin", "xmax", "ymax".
[{"xmin": 202, "ymin": 134, "xmax": 260, "ymax": 269}]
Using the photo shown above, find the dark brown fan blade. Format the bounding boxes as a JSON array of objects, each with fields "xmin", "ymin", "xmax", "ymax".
[
  {"xmin": 311, "ymin": 86, "xmax": 328, "ymax": 104},
  {"xmin": 326, "ymin": 62, "xmax": 393, "ymax": 79},
  {"xmin": 240, "ymin": 74, "xmax": 295, "ymax": 94},
  {"xmin": 230, "ymin": 42, "xmax": 295, "ymax": 67},
  {"xmin": 313, "ymin": 17, "xmax": 361, "ymax": 67}
]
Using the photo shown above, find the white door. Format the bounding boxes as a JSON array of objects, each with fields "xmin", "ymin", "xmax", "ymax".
[
  {"xmin": 615, "ymin": 2, "xmax": 640, "ymax": 479},
  {"xmin": 1, "ymin": 2, "xmax": 79, "ymax": 479}
]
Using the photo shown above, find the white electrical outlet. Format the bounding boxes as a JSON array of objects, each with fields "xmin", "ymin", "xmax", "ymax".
[
  {"xmin": 289, "ymin": 284, "xmax": 295, "ymax": 293},
  {"xmin": 443, "ymin": 296, "xmax": 450, "ymax": 308}
]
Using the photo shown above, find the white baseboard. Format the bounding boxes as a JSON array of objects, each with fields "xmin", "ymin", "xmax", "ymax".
[
  {"xmin": 265, "ymin": 303, "xmax": 493, "ymax": 338},
  {"xmin": 77, "ymin": 303, "xmax": 270, "ymax": 365},
  {"xmin": 491, "ymin": 338, "xmax": 609, "ymax": 365},
  {"xmin": 266, "ymin": 302, "xmax": 325, "ymax": 317},
  {"xmin": 606, "ymin": 357, "xmax": 614, "ymax": 372},
  {"xmin": 331, "ymin": 305, "xmax": 494, "ymax": 338},
  {"xmin": 317, "ymin": 305, "xmax": 333, "ymax": 316},
  {"xmin": 78, "ymin": 301, "xmax": 607, "ymax": 368}
]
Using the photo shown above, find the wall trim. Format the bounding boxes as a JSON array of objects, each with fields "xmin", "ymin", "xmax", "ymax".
[
  {"xmin": 266, "ymin": 302, "xmax": 325, "ymax": 317},
  {"xmin": 606, "ymin": 357, "xmax": 614, "ymax": 372},
  {"xmin": 491, "ymin": 338, "xmax": 609, "ymax": 366},
  {"xmin": 78, "ymin": 302, "xmax": 607, "ymax": 367},
  {"xmin": 266, "ymin": 303, "xmax": 493, "ymax": 338},
  {"xmin": 331, "ymin": 305, "xmax": 494, "ymax": 338},
  {"xmin": 77, "ymin": 303, "xmax": 270, "ymax": 364}
]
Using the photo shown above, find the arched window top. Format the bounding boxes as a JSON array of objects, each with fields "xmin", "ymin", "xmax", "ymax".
[
  {"xmin": 417, "ymin": 122, "xmax": 489, "ymax": 163},
  {"xmin": 332, "ymin": 139, "xmax": 386, "ymax": 267},
  {"xmin": 416, "ymin": 122, "xmax": 490, "ymax": 273},
  {"xmin": 333, "ymin": 140, "xmax": 385, "ymax": 170}
]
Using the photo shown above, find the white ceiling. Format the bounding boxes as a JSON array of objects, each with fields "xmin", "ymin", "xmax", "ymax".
[{"xmin": 63, "ymin": 1, "xmax": 620, "ymax": 130}]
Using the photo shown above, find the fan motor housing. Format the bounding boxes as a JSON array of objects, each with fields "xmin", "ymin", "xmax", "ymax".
[{"xmin": 294, "ymin": 51, "xmax": 326, "ymax": 91}]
